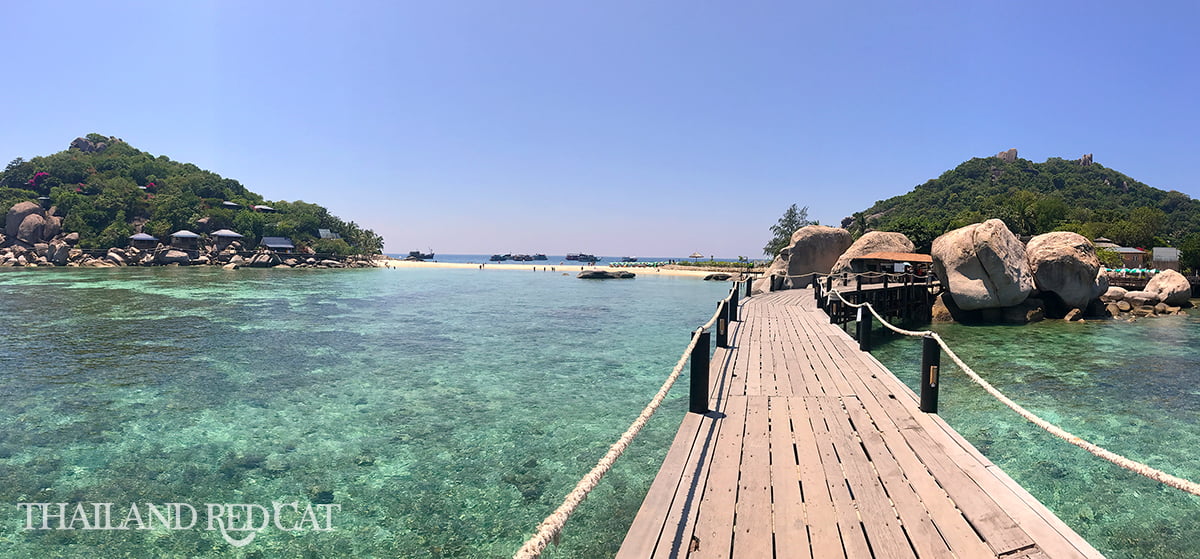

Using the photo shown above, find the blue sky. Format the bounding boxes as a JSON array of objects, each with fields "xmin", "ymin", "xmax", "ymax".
[{"xmin": 3, "ymin": 1, "xmax": 1197, "ymax": 256}]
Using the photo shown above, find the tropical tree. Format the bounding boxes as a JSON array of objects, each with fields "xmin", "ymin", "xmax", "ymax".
[{"xmin": 764, "ymin": 204, "xmax": 815, "ymax": 257}]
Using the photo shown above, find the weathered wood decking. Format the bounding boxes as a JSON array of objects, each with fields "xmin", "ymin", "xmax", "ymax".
[{"xmin": 617, "ymin": 289, "xmax": 1103, "ymax": 558}]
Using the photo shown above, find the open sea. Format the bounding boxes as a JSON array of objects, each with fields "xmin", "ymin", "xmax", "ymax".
[{"xmin": 0, "ymin": 264, "xmax": 1197, "ymax": 558}]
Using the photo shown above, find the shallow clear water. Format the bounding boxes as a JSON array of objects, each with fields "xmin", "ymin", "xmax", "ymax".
[
  {"xmin": 870, "ymin": 313, "xmax": 1200, "ymax": 559},
  {"xmin": 0, "ymin": 267, "xmax": 729, "ymax": 558}
]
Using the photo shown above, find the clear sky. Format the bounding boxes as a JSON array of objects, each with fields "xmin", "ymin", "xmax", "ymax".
[{"xmin": 3, "ymin": 1, "xmax": 1198, "ymax": 257}]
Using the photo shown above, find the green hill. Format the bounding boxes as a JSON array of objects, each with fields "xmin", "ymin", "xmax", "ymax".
[
  {"xmin": 852, "ymin": 152, "xmax": 1200, "ymax": 257},
  {"xmin": 0, "ymin": 134, "xmax": 382, "ymax": 254}
]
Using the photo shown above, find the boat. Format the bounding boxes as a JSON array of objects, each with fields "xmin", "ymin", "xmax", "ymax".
[
  {"xmin": 489, "ymin": 254, "xmax": 510, "ymax": 261},
  {"xmin": 566, "ymin": 253, "xmax": 600, "ymax": 262},
  {"xmin": 512, "ymin": 254, "xmax": 533, "ymax": 261},
  {"xmin": 620, "ymin": 256, "xmax": 638, "ymax": 262},
  {"xmin": 532, "ymin": 254, "xmax": 548, "ymax": 261},
  {"xmin": 408, "ymin": 250, "xmax": 434, "ymax": 260}
]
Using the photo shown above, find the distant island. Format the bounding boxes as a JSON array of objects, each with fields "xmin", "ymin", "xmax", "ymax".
[{"xmin": 1, "ymin": 134, "xmax": 382, "ymax": 268}]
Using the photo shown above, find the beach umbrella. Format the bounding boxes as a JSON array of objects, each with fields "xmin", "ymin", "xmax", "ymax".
[{"xmin": 688, "ymin": 252, "xmax": 703, "ymax": 259}]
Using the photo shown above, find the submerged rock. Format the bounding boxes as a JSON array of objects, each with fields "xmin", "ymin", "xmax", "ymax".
[{"xmin": 578, "ymin": 270, "xmax": 635, "ymax": 279}]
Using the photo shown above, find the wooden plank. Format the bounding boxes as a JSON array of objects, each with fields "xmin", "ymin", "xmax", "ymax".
[
  {"xmin": 617, "ymin": 410, "xmax": 709, "ymax": 557},
  {"xmin": 841, "ymin": 397, "xmax": 982, "ymax": 558},
  {"xmin": 690, "ymin": 395, "xmax": 748, "ymax": 559},
  {"xmin": 820, "ymin": 396, "xmax": 917, "ymax": 559},
  {"xmin": 788, "ymin": 396, "xmax": 844, "ymax": 558},
  {"xmin": 767, "ymin": 396, "xmax": 811, "ymax": 559},
  {"xmin": 731, "ymin": 396, "xmax": 773, "ymax": 558},
  {"xmin": 804, "ymin": 397, "xmax": 872, "ymax": 558}
]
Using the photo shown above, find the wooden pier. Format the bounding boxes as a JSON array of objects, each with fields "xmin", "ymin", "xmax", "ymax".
[{"xmin": 617, "ymin": 288, "xmax": 1103, "ymax": 559}]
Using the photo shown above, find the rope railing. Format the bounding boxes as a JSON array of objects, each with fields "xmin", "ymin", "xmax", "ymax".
[
  {"xmin": 513, "ymin": 284, "xmax": 737, "ymax": 559},
  {"xmin": 827, "ymin": 287, "xmax": 1200, "ymax": 498}
]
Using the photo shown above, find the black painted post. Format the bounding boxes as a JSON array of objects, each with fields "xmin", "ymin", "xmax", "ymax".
[
  {"xmin": 858, "ymin": 307, "xmax": 872, "ymax": 351},
  {"xmin": 919, "ymin": 334, "xmax": 941, "ymax": 413},
  {"xmin": 744, "ymin": 277, "xmax": 752, "ymax": 299},
  {"xmin": 716, "ymin": 300, "xmax": 729, "ymax": 348},
  {"xmin": 690, "ymin": 329, "xmax": 711, "ymax": 414},
  {"xmin": 729, "ymin": 287, "xmax": 739, "ymax": 321}
]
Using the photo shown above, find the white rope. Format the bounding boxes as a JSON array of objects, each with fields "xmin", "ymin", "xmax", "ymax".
[
  {"xmin": 828, "ymin": 288, "xmax": 1200, "ymax": 498},
  {"xmin": 514, "ymin": 291, "xmax": 732, "ymax": 558}
]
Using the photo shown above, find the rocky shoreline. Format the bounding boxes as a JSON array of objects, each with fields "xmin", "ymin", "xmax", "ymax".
[
  {"xmin": 759, "ymin": 220, "xmax": 1193, "ymax": 324},
  {"xmin": 3, "ymin": 201, "xmax": 374, "ymax": 270}
]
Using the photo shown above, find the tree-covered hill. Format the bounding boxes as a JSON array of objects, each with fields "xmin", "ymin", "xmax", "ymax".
[
  {"xmin": 0, "ymin": 134, "xmax": 382, "ymax": 253},
  {"xmin": 851, "ymin": 152, "xmax": 1200, "ymax": 255}
]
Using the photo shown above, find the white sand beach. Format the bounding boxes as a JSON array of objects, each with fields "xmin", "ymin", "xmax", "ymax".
[{"xmin": 376, "ymin": 258, "xmax": 729, "ymax": 278}]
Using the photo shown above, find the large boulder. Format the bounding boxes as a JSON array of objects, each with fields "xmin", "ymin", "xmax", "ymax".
[
  {"xmin": 155, "ymin": 250, "xmax": 192, "ymax": 265},
  {"xmin": 1025, "ymin": 232, "xmax": 1107, "ymax": 311},
  {"xmin": 16, "ymin": 214, "xmax": 46, "ymax": 244},
  {"xmin": 1102, "ymin": 286, "xmax": 1128, "ymax": 302},
  {"xmin": 931, "ymin": 219, "xmax": 1032, "ymax": 311},
  {"xmin": 1124, "ymin": 291, "xmax": 1158, "ymax": 307},
  {"xmin": 6, "ymin": 201, "xmax": 44, "ymax": 239},
  {"xmin": 830, "ymin": 231, "xmax": 916, "ymax": 275},
  {"xmin": 1146, "ymin": 269, "xmax": 1193, "ymax": 306},
  {"xmin": 777, "ymin": 225, "xmax": 852, "ymax": 288},
  {"xmin": 48, "ymin": 241, "xmax": 70, "ymax": 266}
]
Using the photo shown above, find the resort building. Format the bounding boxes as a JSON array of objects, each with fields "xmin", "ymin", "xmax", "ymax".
[
  {"xmin": 1110, "ymin": 247, "xmax": 1148, "ymax": 269},
  {"xmin": 169, "ymin": 230, "xmax": 201, "ymax": 252},
  {"xmin": 259, "ymin": 236, "xmax": 295, "ymax": 252},
  {"xmin": 128, "ymin": 232, "xmax": 158, "ymax": 250},
  {"xmin": 211, "ymin": 229, "xmax": 244, "ymax": 251},
  {"xmin": 848, "ymin": 252, "xmax": 934, "ymax": 279},
  {"xmin": 1152, "ymin": 247, "xmax": 1181, "ymax": 271}
]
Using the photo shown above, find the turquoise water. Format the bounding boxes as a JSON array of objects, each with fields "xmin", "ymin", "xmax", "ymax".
[
  {"xmin": 870, "ymin": 313, "xmax": 1200, "ymax": 559},
  {"xmin": 0, "ymin": 267, "xmax": 729, "ymax": 558}
]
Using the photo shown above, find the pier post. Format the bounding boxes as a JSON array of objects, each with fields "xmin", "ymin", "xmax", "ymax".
[
  {"xmin": 744, "ymin": 276, "xmax": 752, "ymax": 299},
  {"xmin": 920, "ymin": 334, "xmax": 941, "ymax": 413},
  {"xmin": 716, "ymin": 300, "xmax": 729, "ymax": 348},
  {"xmin": 858, "ymin": 307, "xmax": 872, "ymax": 351},
  {"xmin": 689, "ymin": 329, "xmax": 711, "ymax": 414},
  {"xmin": 729, "ymin": 287, "xmax": 739, "ymax": 321}
]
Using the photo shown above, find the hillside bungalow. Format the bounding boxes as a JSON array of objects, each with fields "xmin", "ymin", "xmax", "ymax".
[
  {"xmin": 211, "ymin": 229, "xmax": 244, "ymax": 250},
  {"xmin": 259, "ymin": 236, "xmax": 295, "ymax": 252},
  {"xmin": 128, "ymin": 232, "xmax": 158, "ymax": 250},
  {"xmin": 170, "ymin": 230, "xmax": 201, "ymax": 252},
  {"xmin": 848, "ymin": 252, "xmax": 934, "ymax": 282},
  {"xmin": 318, "ymin": 228, "xmax": 341, "ymax": 240},
  {"xmin": 251, "ymin": 205, "xmax": 276, "ymax": 213},
  {"xmin": 221, "ymin": 201, "xmax": 242, "ymax": 209}
]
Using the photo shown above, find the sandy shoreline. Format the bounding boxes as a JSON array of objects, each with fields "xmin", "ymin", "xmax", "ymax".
[{"xmin": 377, "ymin": 258, "xmax": 724, "ymax": 278}]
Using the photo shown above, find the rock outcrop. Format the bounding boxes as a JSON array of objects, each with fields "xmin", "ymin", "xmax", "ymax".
[
  {"xmin": 6, "ymin": 201, "xmax": 43, "ymax": 240},
  {"xmin": 1102, "ymin": 286, "xmax": 1127, "ymax": 302},
  {"xmin": 830, "ymin": 231, "xmax": 915, "ymax": 276},
  {"xmin": 1145, "ymin": 269, "xmax": 1193, "ymax": 306},
  {"xmin": 997, "ymin": 148, "xmax": 1018, "ymax": 163},
  {"xmin": 931, "ymin": 219, "xmax": 1032, "ymax": 311},
  {"xmin": 1025, "ymin": 231, "xmax": 1106, "ymax": 312},
  {"xmin": 774, "ymin": 225, "xmax": 852, "ymax": 288}
]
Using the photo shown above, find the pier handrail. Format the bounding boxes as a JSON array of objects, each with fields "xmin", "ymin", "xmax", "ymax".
[
  {"xmin": 513, "ymin": 282, "xmax": 742, "ymax": 559},
  {"xmin": 826, "ymin": 287, "xmax": 1200, "ymax": 498}
]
